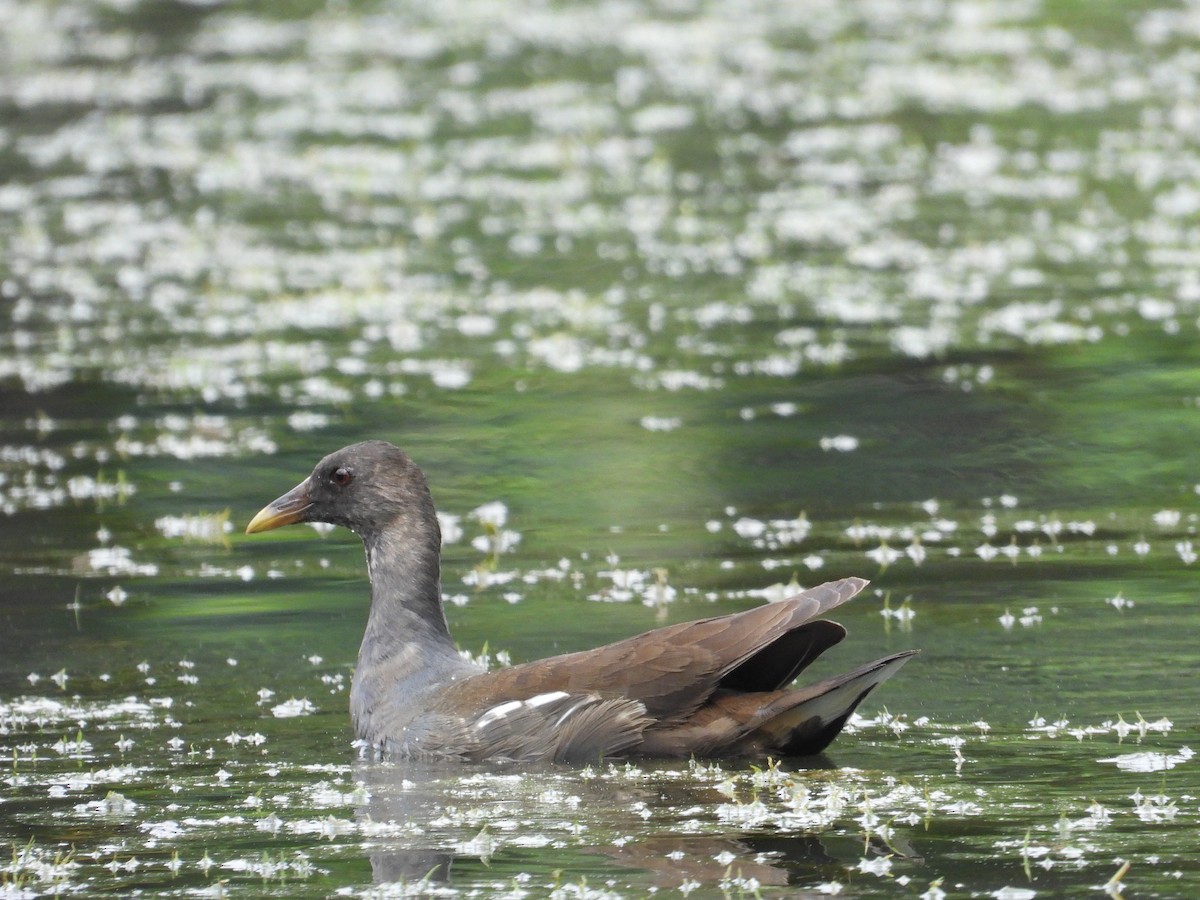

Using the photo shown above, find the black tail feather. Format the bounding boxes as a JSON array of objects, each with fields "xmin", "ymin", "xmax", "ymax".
[{"xmin": 745, "ymin": 650, "xmax": 918, "ymax": 756}]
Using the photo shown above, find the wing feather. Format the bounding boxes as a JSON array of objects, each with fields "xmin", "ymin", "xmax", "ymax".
[
  {"xmin": 464, "ymin": 692, "xmax": 649, "ymax": 762},
  {"xmin": 438, "ymin": 577, "xmax": 869, "ymax": 721}
]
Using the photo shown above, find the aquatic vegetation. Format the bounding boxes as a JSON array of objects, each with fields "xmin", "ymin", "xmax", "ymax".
[{"xmin": 3, "ymin": 655, "xmax": 1195, "ymax": 896}]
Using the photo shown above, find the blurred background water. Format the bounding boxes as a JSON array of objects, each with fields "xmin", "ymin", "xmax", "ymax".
[{"xmin": 2, "ymin": 0, "xmax": 1199, "ymax": 896}]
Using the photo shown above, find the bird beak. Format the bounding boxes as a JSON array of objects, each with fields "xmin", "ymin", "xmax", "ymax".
[{"xmin": 245, "ymin": 479, "xmax": 312, "ymax": 534}]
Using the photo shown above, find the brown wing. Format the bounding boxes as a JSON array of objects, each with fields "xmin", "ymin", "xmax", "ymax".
[{"xmin": 436, "ymin": 577, "xmax": 869, "ymax": 722}]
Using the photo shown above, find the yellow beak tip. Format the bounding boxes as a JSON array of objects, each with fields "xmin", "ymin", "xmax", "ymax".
[
  {"xmin": 244, "ymin": 507, "xmax": 279, "ymax": 534},
  {"xmin": 245, "ymin": 479, "xmax": 312, "ymax": 536}
]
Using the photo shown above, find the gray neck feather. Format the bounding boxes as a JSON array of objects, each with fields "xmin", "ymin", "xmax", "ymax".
[{"xmin": 350, "ymin": 512, "xmax": 478, "ymax": 742}]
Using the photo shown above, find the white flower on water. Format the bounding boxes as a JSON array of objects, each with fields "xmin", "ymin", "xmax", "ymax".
[
  {"xmin": 437, "ymin": 513, "xmax": 463, "ymax": 544},
  {"xmin": 640, "ymin": 416, "xmax": 681, "ymax": 432},
  {"xmin": 470, "ymin": 501, "xmax": 508, "ymax": 529},
  {"xmin": 1153, "ymin": 509, "xmax": 1181, "ymax": 527},
  {"xmin": 866, "ymin": 543, "xmax": 902, "ymax": 566},
  {"xmin": 819, "ymin": 434, "xmax": 859, "ymax": 452},
  {"xmin": 272, "ymin": 698, "xmax": 315, "ymax": 718},
  {"xmin": 856, "ymin": 856, "xmax": 892, "ymax": 876},
  {"xmin": 1099, "ymin": 747, "xmax": 1193, "ymax": 772},
  {"xmin": 992, "ymin": 888, "xmax": 1036, "ymax": 900},
  {"xmin": 733, "ymin": 517, "xmax": 766, "ymax": 539}
]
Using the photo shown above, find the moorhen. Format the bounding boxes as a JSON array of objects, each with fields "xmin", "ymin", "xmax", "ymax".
[{"xmin": 245, "ymin": 441, "xmax": 916, "ymax": 762}]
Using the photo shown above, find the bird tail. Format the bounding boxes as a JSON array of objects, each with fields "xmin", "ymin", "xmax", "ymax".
[{"xmin": 741, "ymin": 650, "xmax": 918, "ymax": 756}]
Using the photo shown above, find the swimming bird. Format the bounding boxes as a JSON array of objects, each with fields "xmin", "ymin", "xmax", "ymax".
[{"xmin": 245, "ymin": 441, "xmax": 915, "ymax": 762}]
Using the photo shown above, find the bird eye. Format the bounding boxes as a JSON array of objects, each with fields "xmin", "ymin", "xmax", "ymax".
[{"xmin": 331, "ymin": 467, "xmax": 353, "ymax": 487}]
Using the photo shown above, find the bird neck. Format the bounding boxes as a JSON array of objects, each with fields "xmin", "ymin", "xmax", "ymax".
[
  {"xmin": 359, "ymin": 522, "xmax": 459, "ymax": 666},
  {"xmin": 356, "ymin": 520, "xmax": 466, "ymax": 734},
  {"xmin": 349, "ymin": 502, "xmax": 481, "ymax": 748}
]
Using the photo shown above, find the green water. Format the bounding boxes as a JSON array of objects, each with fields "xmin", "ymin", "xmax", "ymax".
[{"xmin": 2, "ymin": 0, "xmax": 1199, "ymax": 895}]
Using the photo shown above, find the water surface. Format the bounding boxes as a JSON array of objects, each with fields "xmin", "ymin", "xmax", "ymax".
[{"xmin": 2, "ymin": 0, "xmax": 1199, "ymax": 896}]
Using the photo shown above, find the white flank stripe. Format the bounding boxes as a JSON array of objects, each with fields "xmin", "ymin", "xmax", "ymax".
[
  {"xmin": 554, "ymin": 700, "xmax": 590, "ymax": 728},
  {"xmin": 525, "ymin": 691, "xmax": 570, "ymax": 708},
  {"xmin": 474, "ymin": 700, "xmax": 523, "ymax": 730}
]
